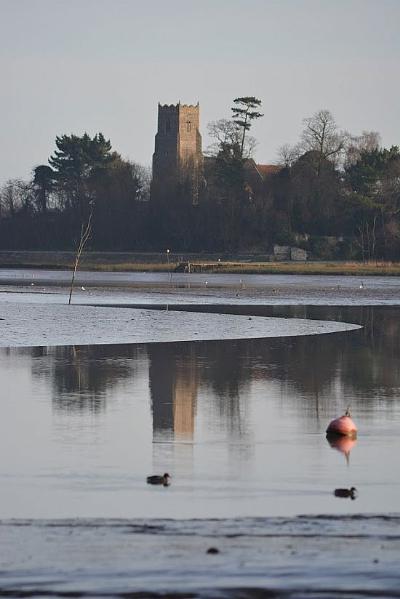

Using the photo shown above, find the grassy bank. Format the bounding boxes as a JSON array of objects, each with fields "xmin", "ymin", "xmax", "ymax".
[
  {"xmin": 0, "ymin": 251, "xmax": 399, "ymax": 276},
  {"xmin": 203, "ymin": 260, "xmax": 400, "ymax": 276}
]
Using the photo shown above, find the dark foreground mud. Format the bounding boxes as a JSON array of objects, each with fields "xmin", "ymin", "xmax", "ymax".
[{"xmin": 1, "ymin": 516, "xmax": 400, "ymax": 598}]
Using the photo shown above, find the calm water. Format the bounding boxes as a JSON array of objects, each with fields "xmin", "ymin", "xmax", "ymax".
[
  {"xmin": 1, "ymin": 305, "xmax": 399, "ymax": 519},
  {"xmin": 2, "ymin": 269, "xmax": 400, "ymax": 305}
]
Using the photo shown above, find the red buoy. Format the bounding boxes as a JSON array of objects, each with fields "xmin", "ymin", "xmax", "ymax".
[{"xmin": 326, "ymin": 409, "xmax": 357, "ymax": 437}]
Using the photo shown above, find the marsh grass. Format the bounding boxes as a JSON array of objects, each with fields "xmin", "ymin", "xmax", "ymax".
[{"xmin": 0, "ymin": 251, "xmax": 399, "ymax": 276}]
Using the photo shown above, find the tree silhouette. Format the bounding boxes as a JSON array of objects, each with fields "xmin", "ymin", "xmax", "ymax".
[{"xmin": 231, "ymin": 97, "xmax": 263, "ymax": 158}]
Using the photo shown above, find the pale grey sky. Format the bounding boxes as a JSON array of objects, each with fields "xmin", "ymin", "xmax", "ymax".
[{"xmin": 1, "ymin": 0, "xmax": 399, "ymax": 183}]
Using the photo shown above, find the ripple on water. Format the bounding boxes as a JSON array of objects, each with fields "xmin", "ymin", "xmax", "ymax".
[{"xmin": 0, "ymin": 517, "xmax": 399, "ymax": 598}]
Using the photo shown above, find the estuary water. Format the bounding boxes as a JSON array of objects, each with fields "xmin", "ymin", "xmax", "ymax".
[
  {"xmin": 0, "ymin": 303, "xmax": 399, "ymax": 518},
  {"xmin": 1, "ymin": 272, "xmax": 400, "ymax": 597}
]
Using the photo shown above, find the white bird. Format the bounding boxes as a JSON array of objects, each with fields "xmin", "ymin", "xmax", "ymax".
[{"xmin": 81, "ymin": 286, "xmax": 86, "ymax": 291}]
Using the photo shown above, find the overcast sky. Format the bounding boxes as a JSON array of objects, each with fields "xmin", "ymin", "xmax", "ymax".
[{"xmin": 1, "ymin": 0, "xmax": 399, "ymax": 183}]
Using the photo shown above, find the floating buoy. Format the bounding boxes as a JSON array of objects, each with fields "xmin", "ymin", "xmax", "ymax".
[{"xmin": 326, "ymin": 408, "xmax": 357, "ymax": 437}]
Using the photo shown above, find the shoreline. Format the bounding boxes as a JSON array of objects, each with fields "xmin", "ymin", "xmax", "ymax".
[
  {"xmin": 1, "ymin": 515, "xmax": 399, "ymax": 598},
  {"xmin": 2, "ymin": 270, "xmax": 400, "ymax": 307},
  {"xmin": 1, "ymin": 251, "xmax": 400, "ymax": 276}
]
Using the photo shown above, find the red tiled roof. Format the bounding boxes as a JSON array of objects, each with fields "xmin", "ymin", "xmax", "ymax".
[{"xmin": 255, "ymin": 164, "xmax": 282, "ymax": 178}]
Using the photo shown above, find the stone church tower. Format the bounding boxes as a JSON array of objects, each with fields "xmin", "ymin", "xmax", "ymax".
[{"xmin": 151, "ymin": 102, "xmax": 203, "ymax": 204}]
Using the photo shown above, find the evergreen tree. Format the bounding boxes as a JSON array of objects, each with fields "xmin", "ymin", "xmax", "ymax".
[
  {"xmin": 49, "ymin": 133, "xmax": 113, "ymax": 216},
  {"xmin": 33, "ymin": 165, "xmax": 55, "ymax": 213},
  {"xmin": 231, "ymin": 97, "xmax": 263, "ymax": 158}
]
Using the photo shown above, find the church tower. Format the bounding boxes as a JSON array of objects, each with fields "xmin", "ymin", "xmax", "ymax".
[{"xmin": 151, "ymin": 102, "xmax": 202, "ymax": 204}]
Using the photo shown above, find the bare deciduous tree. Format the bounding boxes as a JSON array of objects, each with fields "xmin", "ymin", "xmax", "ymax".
[
  {"xmin": 344, "ymin": 131, "xmax": 381, "ymax": 167},
  {"xmin": 0, "ymin": 179, "xmax": 33, "ymax": 216},
  {"xmin": 357, "ymin": 216, "xmax": 378, "ymax": 262},
  {"xmin": 207, "ymin": 119, "xmax": 256, "ymax": 159},
  {"xmin": 301, "ymin": 109, "xmax": 346, "ymax": 173},
  {"xmin": 276, "ymin": 143, "xmax": 301, "ymax": 168},
  {"xmin": 132, "ymin": 163, "xmax": 151, "ymax": 202}
]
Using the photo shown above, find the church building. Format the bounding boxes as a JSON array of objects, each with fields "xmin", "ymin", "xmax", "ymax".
[
  {"xmin": 151, "ymin": 102, "xmax": 203, "ymax": 204},
  {"xmin": 151, "ymin": 101, "xmax": 280, "ymax": 206}
]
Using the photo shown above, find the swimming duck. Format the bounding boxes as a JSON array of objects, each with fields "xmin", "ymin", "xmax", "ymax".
[
  {"xmin": 146, "ymin": 473, "xmax": 171, "ymax": 486},
  {"xmin": 334, "ymin": 487, "xmax": 358, "ymax": 500}
]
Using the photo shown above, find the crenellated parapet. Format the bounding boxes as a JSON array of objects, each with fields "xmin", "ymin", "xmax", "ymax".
[{"xmin": 158, "ymin": 102, "xmax": 199, "ymax": 109}]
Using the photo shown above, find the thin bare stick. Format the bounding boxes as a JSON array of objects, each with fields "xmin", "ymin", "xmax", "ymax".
[{"xmin": 68, "ymin": 209, "xmax": 93, "ymax": 305}]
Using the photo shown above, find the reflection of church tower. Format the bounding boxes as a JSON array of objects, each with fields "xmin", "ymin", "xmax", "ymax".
[
  {"xmin": 151, "ymin": 102, "xmax": 203, "ymax": 205},
  {"xmin": 148, "ymin": 345, "xmax": 198, "ymax": 441},
  {"xmin": 173, "ymin": 359, "xmax": 197, "ymax": 438}
]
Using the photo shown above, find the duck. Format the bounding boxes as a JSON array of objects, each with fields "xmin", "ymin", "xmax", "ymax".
[
  {"xmin": 334, "ymin": 487, "xmax": 358, "ymax": 500},
  {"xmin": 146, "ymin": 473, "xmax": 171, "ymax": 486}
]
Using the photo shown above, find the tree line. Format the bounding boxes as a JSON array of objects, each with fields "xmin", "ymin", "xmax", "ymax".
[
  {"xmin": 0, "ymin": 133, "xmax": 151, "ymax": 251},
  {"xmin": 1, "ymin": 99, "xmax": 399, "ymax": 259}
]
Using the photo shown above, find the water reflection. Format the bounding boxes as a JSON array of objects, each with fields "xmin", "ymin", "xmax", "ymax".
[
  {"xmin": 29, "ymin": 344, "xmax": 146, "ymax": 413},
  {"xmin": 2, "ymin": 305, "xmax": 400, "ymax": 517},
  {"xmin": 327, "ymin": 434, "xmax": 358, "ymax": 465},
  {"xmin": 2, "ymin": 306, "xmax": 400, "ymax": 431},
  {"xmin": 148, "ymin": 344, "xmax": 198, "ymax": 441},
  {"xmin": 246, "ymin": 305, "xmax": 400, "ymax": 398}
]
